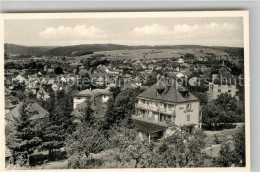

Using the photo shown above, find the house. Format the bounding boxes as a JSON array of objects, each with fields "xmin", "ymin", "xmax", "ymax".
[
  {"xmin": 122, "ymin": 80, "xmax": 139, "ymax": 90},
  {"xmin": 71, "ymin": 98, "xmax": 108, "ymax": 123},
  {"xmin": 132, "ymin": 78, "xmax": 200, "ymax": 142},
  {"xmin": 73, "ymin": 88, "xmax": 112, "ymax": 109},
  {"xmin": 72, "ymin": 88, "xmax": 112, "ymax": 121},
  {"xmin": 5, "ymin": 102, "xmax": 49, "ymax": 125},
  {"xmin": 133, "ymin": 77, "xmax": 142, "ymax": 87},
  {"xmin": 208, "ymin": 62, "xmax": 238, "ymax": 100}
]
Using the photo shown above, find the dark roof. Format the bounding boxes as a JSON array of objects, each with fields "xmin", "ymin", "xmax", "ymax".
[
  {"xmin": 133, "ymin": 119, "xmax": 167, "ymax": 134},
  {"xmin": 75, "ymin": 89, "xmax": 111, "ymax": 97},
  {"xmin": 137, "ymin": 79, "xmax": 198, "ymax": 103},
  {"xmin": 213, "ymin": 66, "xmax": 236, "ymax": 85},
  {"xmin": 5, "ymin": 102, "xmax": 49, "ymax": 122}
]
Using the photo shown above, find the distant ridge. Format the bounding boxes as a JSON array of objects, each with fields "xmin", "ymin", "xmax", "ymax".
[
  {"xmin": 4, "ymin": 43, "xmax": 243, "ymax": 57},
  {"xmin": 4, "ymin": 44, "xmax": 57, "ymax": 55}
]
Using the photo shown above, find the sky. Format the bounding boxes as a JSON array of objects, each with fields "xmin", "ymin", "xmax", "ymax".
[{"xmin": 4, "ymin": 17, "xmax": 244, "ymax": 47}]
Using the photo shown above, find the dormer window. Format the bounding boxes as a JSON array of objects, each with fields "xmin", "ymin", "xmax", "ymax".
[{"xmin": 178, "ymin": 86, "xmax": 189, "ymax": 97}]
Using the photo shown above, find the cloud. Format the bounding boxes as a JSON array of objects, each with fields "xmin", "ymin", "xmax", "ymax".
[
  {"xmin": 133, "ymin": 22, "xmax": 239, "ymax": 38},
  {"xmin": 39, "ymin": 25, "xmax": 106, "ymax": 40}
]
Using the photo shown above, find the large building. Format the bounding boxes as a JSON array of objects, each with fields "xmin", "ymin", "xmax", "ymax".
[
  {"xmin": 208, "ymin": 63, "xmax": 238, "ymax": 100},
  {"xmin": 72, "ymin": 88, "xmax": 112, "ymax": 122},
  {"xmin": 132, "ymin": 78, "xmax": 200, "ymax": 142},
  {"xmin": 73, "ymin": 88, "xmax": 112, "ymax": 109}
]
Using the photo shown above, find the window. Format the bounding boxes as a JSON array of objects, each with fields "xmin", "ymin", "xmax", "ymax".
[
  {"xmin": 218, "ymin": 89, "xmax": 221, "ymax": 92},
  {"xmin": 166, "ymin": 115, "xmax": 172, "ymax": 121},
  {"xmin": 228, "ymin": 90, "xmax": 231, "ymax": 93},
  {"xmin": 186, "ymin": 114, "xmax": 190, "ymax": 121},
  {"xmin": 186, "ymin": 104, "xmax": 191, "ymax": 110}
]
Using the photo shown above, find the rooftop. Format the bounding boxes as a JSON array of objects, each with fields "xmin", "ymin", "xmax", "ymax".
[
  {"xmin": 133, "ymin": 119, "xmax": 167, "ymax": 134},
  {"xmin": 137, "ymin": 78, "xmax": 198, "ymax": 103}
]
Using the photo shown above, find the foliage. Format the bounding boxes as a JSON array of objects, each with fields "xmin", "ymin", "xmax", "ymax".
[
  {"xmin": 54, "ymin": 67, "xmax": 64, "ymax": 75},
  {"xmin": 36, "ymin": 90, "xmax": 75, "ymax": 157},
  {"xmin": 192, "ymin": 92, "xmax": 208, "ymax": 105},
  {"xmin": 144, "ymin": 74, "xmax": 157, "ymax": 86},
  {"xmin": 213, "ymin": 127, "xmax": 245, "ymax": 167},
  {"xmin": 202, "ymin": 93, "xmax": 242, "ymax": 129},
  {"xmin": 150, "ymin": 129, "xmax": 207, "ymax": 168},
  {"xmin": 104, "ymin": 87, "xmax": 144, "ymax": 127},
  {"xmin": 6, "ymin": 100, "xmax": 42, "ymax": 166},
  {"xmin": 65, "ymin": 125, "xmax": 109, "ymax": 158},
  {"xmin": 201, "ymin": 105, "xmax": 223, "ymax": 129}
]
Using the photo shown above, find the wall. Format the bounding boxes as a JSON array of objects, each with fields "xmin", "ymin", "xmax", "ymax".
[
  {"xmin": 174, "ymin": 101, "xmax": 200, "ymax": 127},
  {"xmin": 209, "ymin": 84, "xmax": 238, "ymax": 100},
  {"xmin": 73, "ymin": 97, "xmax": 87, "ymax": 109}
]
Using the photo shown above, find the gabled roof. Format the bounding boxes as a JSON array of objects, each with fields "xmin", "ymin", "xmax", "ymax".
[
  {"xmin": 75, "ymin": 89, "xmax": 94, "ymax": 97},
  {"xmin": 5, "ymin": 102, "xmax": 49, "ymax": 122},
  {"xmin": 92, "ymin": 89, "xmax": 111, "ymax": 96},
  {"xmin": 75, "ymin": 88, "xmax": 111, "ymax": 97},
  {"xmin": 137, "ymin": 79, "xmax": 198, "ymax": 103},
  {"xmin": 133, "ymin": 77, "xmax": 142, "ymax": 83}
]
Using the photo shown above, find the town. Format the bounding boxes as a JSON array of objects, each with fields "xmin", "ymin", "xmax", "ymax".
[{"xmin": 4, "ymin": 44, "xmax": 245, "ymax": 169}]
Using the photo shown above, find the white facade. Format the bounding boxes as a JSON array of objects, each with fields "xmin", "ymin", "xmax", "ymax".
[
  {"xmin": 208, "ymin": 83, "xmax": 238, "ymax": 100},
  {"xmin": 73, "ymin": 97, "xmax": 89, "ymax": 109}
]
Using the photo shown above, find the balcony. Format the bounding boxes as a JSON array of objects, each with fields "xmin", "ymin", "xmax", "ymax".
[
  {"xmin": 132, "ymin": 114, "xmax": 175, "ymax": 127},
  {"xmin": 135, "ymin": 103, "xmax": 175, "ymax": 116}
]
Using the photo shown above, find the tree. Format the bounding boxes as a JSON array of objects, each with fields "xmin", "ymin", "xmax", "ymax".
[
  {"xmin": 202, "ymin": 93, "xmax": 242, "ymax": 129},
  {"xmin": 104, "ymin": 87, "xmax": 144, "ymax": 128},
  {"xmin": 66, "ymin": 125, "xmax": 109, "ymax": 158},
  {"xmin": 54, "ymin": 67, "xmax": 64, "ymax": 75},
  {"xmin": 193, "ymin": 92, "xmax": 208, "ymax": 105},
  {"xmin": 151, "ymin": 129, "xmax": 207, "ymax": 168},
  {"xmin": 144, "ymin": 74, "xmax": 157, "ymax": 86},
  {"xmin": 6, "ymin": 101, "xmax": 42, "ymax": 166},
  {"xmin": 215, "ymin": 93, "xmax": 242, "ymax": 123},
  {"xmin": 36, "ymin": 90, "xmax": 75, "ymax": 158},
  {"xmin": 109, "ymin": 86, "xmax": 121, "ymax": 99},
  {"xmin": 201, "ymin": 105, "xmax": 223, "ymax": 129},
  {"xmin": 213, "ymin": 127, "xmax": 245, "ymax": 167},
  {"xmin": 82, "ymin": 100, "xmax": 96, "ymax": 126}
]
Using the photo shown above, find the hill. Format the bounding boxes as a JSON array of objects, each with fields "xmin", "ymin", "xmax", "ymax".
[
  {"xmin": 4, "ymin": 43, "xmax": 243, "ymax": 57},
  {"xmin": 45, "ymin": 44, "xmax": 152, "ymax": 56},
  {"xmin": 4, "ymin": 44, "xmax": 56, "ymax": 55}
]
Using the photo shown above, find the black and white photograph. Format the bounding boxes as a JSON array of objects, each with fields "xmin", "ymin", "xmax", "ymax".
[{"xmin": 0, "ymin": 11, "xmax": 250, "ymax": 171}]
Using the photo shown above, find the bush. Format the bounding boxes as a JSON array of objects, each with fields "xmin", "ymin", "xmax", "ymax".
[
  {"xmin": 68, "ymin": 154, "xmax": 102, "ymax": 169},
  {"xmin": 29, "ymin": 153, "xmax": 48, "ymax": 166}
]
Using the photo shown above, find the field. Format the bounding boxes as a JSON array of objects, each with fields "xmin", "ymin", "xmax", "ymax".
[{"xmin": 203, "ymin": 123, "xmax": 244, "ymax": 157}]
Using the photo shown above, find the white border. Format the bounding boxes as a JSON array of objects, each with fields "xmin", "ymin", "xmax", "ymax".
[{"xmin": 0, "ymin": 11, "xmax": 250, "ymax": 172}]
